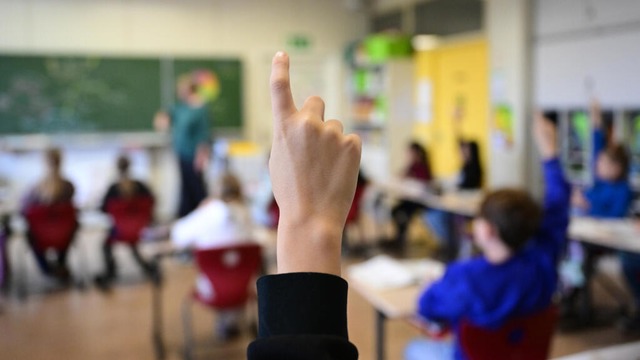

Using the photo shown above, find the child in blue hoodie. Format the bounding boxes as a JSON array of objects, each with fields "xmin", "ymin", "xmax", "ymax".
[
  {"xmin": 405, "ymin": 115, "xmax": 571, "ymax": 360},
  {"xmin": 571, "ymin": 101, "xmax": 636, "ymax": 330},
  {"xmin": 572, "ymin": 102, "xmax": 631, "ymax": 218}
]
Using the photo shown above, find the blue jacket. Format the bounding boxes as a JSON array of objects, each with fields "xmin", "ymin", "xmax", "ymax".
[{"xmin": 417, "ymin": 159, "xmax": 571, "ymax": 360}]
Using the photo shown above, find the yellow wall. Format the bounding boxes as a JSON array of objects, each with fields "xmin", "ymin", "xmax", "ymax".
[{"xmin": 414, "ymin": 39, "xmax": 489, "ymax": 181}]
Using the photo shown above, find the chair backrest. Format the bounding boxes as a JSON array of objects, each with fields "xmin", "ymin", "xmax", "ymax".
[
  {"xmin": 194, "ymin": 243, "xmax": 262, "ymax": 309},
  {"xmin": 24, "ymin": 202, "xmax": 77, "ymax": 251},
  {"xmin": 0, "ymin": 230, "xmax": 7, "ymax": 287},
  {"xmin": 267, "ymin": 197, "xmax": 279, "ymax": 229},
  {"xmin": 105, "ymin": 196, "xmax": 154, "ymax": 244},
  {"xmin": 459, "ymin": 305, "xmax": 558, "ymax": 360}
]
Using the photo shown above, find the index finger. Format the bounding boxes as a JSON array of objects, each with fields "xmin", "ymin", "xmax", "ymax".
[{"xmin": 270, "ymin": 51, "xmax": 297, "ymax": 123}]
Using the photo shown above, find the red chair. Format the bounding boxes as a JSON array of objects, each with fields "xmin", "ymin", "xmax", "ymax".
[
  {"xmin": 459, "ymin": 305, "xmax": 558, "ymax": 360},
  {"xmin": 267, "ymin": 197, "xmax": 279, "ymax": 229},
  {"xmin": 0, "ymin": 219, "xmax": 9, "ymax": 290},
  {"xmin": 22, "ymin": 202, "xmax": 77, "ymax": 298},
  {"xmin": 342, "ymin": 182, "xmax": 368, "ymax": 253},
  {"xmin": 181, "ymin": 243, "xmax": 262, "ymax": 359},
  {"xmin": 24, "ymin": 202, "xmax": 77, "ymax": 252},
  {"xmin": 104, "ymin": 196, "xmax": 154, "ymax": 244}
]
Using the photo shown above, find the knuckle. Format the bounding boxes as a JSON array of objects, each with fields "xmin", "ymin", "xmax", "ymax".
[
  {"xmin": 271, "ymin": 77, "xmax": 289, "ymax": 92},
  {"xmin": 344, "ymin": 134, "xmax": 362, "ymax": 155},
  {"xmin": 299, "ymin": 117, "xmax": 319, "ymax": 134},
  {"xmin": 322, "ymin": 125, "xmax": 341, "ymax": 141}
]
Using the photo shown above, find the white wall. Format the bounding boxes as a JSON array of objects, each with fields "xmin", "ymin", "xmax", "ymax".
[
  {"xmin": 534, "ymin": 0, "xmax": 640, "ymax": 107},
  {"xmin": 0, "ymin": 0, "xmax": 367, "ymax": 219}
]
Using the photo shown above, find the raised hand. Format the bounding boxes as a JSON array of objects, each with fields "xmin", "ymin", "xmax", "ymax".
[
  {"xmin": 533, "ymin": 111, "xmax": 558, "ymax": 160},
  {"xmin": 590, "ymin": 98, "xmax": 602, "ymax": 129},
  {"xmin": 269, "ymin": 52, "xmax": 362, "ymax": 276}
]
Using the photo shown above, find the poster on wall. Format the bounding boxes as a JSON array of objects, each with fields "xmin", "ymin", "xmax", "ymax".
[
  {"xmin": 490, "ymin": 70, "xmax": 507, "ymax": 103},
  {"xmin": 491, "ymin": 104, "xmax": 514, "ymax": 151},
  {"xmin": 415, "ymin": 79, "xmax": 433, "ymax": 124}
]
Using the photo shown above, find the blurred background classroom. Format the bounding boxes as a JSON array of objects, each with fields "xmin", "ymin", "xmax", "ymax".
[{"xmin": 2, "ymin": 0, "xmax": 640, "ymax": 359}]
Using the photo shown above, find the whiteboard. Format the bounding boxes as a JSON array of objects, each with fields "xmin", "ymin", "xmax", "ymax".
[{"xmin": 534, "ymin": 30, "xmax": 640, "ymax": 107}]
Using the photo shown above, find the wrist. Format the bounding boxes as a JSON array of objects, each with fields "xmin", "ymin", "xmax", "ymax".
[
  {"xmin": 276, "ymin": 216, "xmax": 344, "ymax": 276},
  {"xmin": 540, "ymin": 147, "xmax": 558, "ymax": 161}
]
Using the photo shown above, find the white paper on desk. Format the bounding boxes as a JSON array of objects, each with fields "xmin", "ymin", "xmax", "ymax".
[
  {"xmin": 349, "ymin": 256, "xmax": 414, "ymax": 289},
  {"xmin": 348, "ymin": 256, "xmax": 444, "ymax": 290}
]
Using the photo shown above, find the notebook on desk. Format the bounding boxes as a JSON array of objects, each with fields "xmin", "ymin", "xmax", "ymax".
[{"xmin": 348, "ymin": 255, "xmax": 444, "ymax": 290}]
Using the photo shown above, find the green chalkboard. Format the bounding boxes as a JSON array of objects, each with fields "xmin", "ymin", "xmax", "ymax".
[
  {"xmin": 0, "ymin": 55, "xmax": 161, "ymax": 134},
  {"xmin": 172, "ymin": 59, "xmax": 243, "ymax": 129},
  {"xmin": 0, "ymin": 54, "xmax": 244, "ymax": 134}
]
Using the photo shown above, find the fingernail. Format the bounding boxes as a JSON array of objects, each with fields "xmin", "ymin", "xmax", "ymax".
[{"xmin": 275, "ymin": 51, "xmax": 286, "ymax": 58}]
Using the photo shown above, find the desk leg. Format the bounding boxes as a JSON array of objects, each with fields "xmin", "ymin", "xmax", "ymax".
[
  {"xmin": 444, "ymin": 213, "xmax": 458, "ymax": 262},
  {"xmin": 151, "ymin": 263, "xmax": 165, "ymax": 360},
  {"xmin": 376, "ymin": 310, "xmax": 386, "ymax": 360}
]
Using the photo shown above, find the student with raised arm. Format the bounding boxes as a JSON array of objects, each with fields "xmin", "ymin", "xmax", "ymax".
[
  {"xmin": 405, "ymin": 114, "xmax": 571, "ymax": 360},
  {"xmin": 246, "ymin": 52, "xmax": 360, "ymax": 360},
  {"xmin": 566, "ymin": 100, "xmax": 636, "ymax": 330}
]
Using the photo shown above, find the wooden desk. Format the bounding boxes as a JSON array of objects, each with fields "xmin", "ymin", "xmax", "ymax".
[
  {"xmin": 569, "ymin": 217, "xmax": 640, "ymax": 254},
  {"xmin": 348, "ymin": 259, "xmax": 444, "ymax": 360},
  {"xmin": 565, "ymin": 217, "xmax": 640, "ymax": 328}
]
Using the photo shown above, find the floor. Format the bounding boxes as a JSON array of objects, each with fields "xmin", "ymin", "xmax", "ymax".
[{"xmin": 1, "ymin": 228, "xmax": 640, "ymax": 360}]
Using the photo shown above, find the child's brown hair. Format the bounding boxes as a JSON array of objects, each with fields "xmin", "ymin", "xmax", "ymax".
[
  {"xmin": 478, "ymin": 189, "xmax": 542, "ymax": 251},
  {"xmin": 115, "ymin": 154, "xmax": 136, "ymax": 198},
  {"xmin": 220, "ymin": 173, "xmax": 243, "ymax": 203},
  {"xmin": 37, "ymin": 148, "xmax": 64, "ymax": 204},
  {"xmin": 601, "ymin": 144, "xmax": 630, "ymax": 181}
]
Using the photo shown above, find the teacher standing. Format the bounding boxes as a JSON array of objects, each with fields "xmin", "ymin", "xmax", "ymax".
[{"xmin": 155, "ymin": 76, "xmax": 211, "ymax": 218}]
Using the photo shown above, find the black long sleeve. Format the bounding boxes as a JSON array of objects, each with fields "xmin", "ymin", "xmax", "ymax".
[
  {"xmin": 247, "ymin": 273, "xmax": 358, "ymax": 360},
  {"xmin": 458, "ymin": 163, "xmax": 482, "ymax": 190}
]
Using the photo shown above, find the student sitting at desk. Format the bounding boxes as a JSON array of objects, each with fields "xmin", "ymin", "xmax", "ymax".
[
  {"xmin": 405, "ymin": 114, "xmax": 571, "ymax": 360},
  {"xmin": 568, "ymin": 100, "xmax": 637, "ymax": 330},
  {"xmin": 457, "ymin": 140, "xmax": 483, "ymax": 190},
  {"xmin": 571, "ymin": 101, "xmax": 631, "ymax": 218},
  {"xmin": 391, "ymin": 141, "xmax": 432, "ymax": 248},
  {"xmin": 172, "ymin": 172, "xmax": 253, "ymax": 340},
  {"xmin": 94, "ymin": 155, "xmax": 157, "ymax": 290},
  {"xmin": 21, "ymin": 148, "xmax": 76, "ymax": 282},
  {"xmin": 425, "ymin": 139, "xmax": 483, "ymax": 253}
]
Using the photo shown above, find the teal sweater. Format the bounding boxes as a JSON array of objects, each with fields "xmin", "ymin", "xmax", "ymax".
[{"xmin": 170, "ymin": 102, "xmax": 210, "ymax": 161}]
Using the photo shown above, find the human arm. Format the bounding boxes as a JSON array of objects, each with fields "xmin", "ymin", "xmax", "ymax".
[
  {"xmin": 247, "ymin": 273, "xmax": 358, "ymax": 360},
  {"xmin": 63, "ymin": 181, "xmax": 75, "ymax": 203},
  {"xmin": 193, "ymin": 109, "xmax": 211, "ymax": 172},
  {"xmin": 590, "ymin": 100, "xmax": 606, "ymax": 165},
  {"xmin": 571, "ymin": 187, "xmax": 590, "ymax": 211},
  {"xmin": 100, "ymin": 185, "xmax": 118, "ymax": 213},
  {"xmin": 247, "ymin": 52, "xmax": 361, "ymax": 360},
  {"xmin": 268, "ymin": 52, "xmax": 361, "ymax": 276},
  {"xmin": 416, "ymin": 263, "xmax": 470, "ymax": 324},
  {"xmin": 533, "ymin": 112, "xmax": 571, "ymax": 260},
  {"xmin": 135, "ymin": 181, "xmax": 154, "ymax": 201},
  {"xmin": 153, "ymin": 111, "xmax": 171, "ymax": 132}
]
